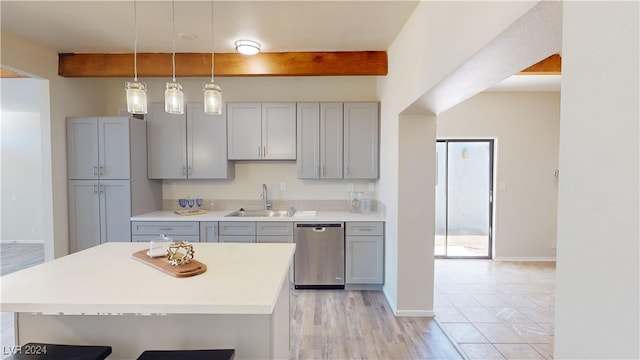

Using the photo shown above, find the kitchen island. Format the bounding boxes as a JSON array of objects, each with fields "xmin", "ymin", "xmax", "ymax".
[{"xmin": 0, "ymin": 242, "xmax": 295, "ymax": 359}]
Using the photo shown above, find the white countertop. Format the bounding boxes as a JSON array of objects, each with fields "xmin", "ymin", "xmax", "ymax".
[
  {"xmin": 0, "ymin": 242, "xmax": 295, "ymax": 315},
  {"xmin": 131, "ymin": 210, "xmax": 385, "ymax": 222}
]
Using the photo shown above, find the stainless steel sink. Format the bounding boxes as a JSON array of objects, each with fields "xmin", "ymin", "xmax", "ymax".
[{"xmin": 225, "ymin": 208, "xmax": 295, "ymax": 218}]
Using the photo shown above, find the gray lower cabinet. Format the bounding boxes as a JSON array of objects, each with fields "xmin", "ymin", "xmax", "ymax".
[
  {"xmin": 345, "ymin": 222, "xmax": 384, "ymax": 284},
  {"xmin": 219, "ymin": 221, "xmax": 256, "ymax": 243},
  {"xmin": 131, "ymin": 221, "xmax": 200, "ymax": 242},
  {"xmin": 256, "ymin": 222, "xmax": 293, "ymax": 243},
  {"xmin": 200, "ymin": 222, "xmax": 219, "ymax": 242},
  {"xmin": 69, "ymin": 180, "xmax": 132, "ymax": 252}
]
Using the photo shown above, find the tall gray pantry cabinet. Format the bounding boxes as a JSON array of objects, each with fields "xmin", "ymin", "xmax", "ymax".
[{"xmin": 67, "ymin": 117, "xmax": 161, "ymax": 252}]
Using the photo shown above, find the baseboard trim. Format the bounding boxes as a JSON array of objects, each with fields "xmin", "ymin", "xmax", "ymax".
[
  {"xmin": 494, "ymin": 257, "xmax": 556, "ymax": 262},
  {"xmin": 381, "ymin": 288, "xmax": 435, "ymax": 317},
  {"xmin": 0, "ymin": 240, "xmax": 44, "ymax": 244},
  {"xmin": 395, "ymin": 309, "xmax": 435, "ymax": 317}
]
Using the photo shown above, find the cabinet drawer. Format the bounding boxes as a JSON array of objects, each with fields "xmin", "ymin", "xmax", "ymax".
[
  {"xmin": 131, "ymin": 221, "xmax": 200, "ymax": 236},
  {"xmin": 132, "ymin": 235, "xmax": 200, "ymax": 243},
  {"xmin": 219, "ymin": 221, "xmax": 256, "ymax": 236},
  {"xmin": 219, "ymin": 235, "xmax": 256, "ymax": 243},
  {"xmin": 346, "ymin": 222, "xmax": 384, "ymax": 236},
  {"xmin": 257, "ymin": 235, "xmax": 293, "ymax": 243},
  {"xmin": 256, "ymin": 222, "xmax": 293, "ymax": 236}
]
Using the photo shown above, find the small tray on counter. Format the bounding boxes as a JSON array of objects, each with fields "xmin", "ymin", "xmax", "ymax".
[
  {"xmin": 132, "ymin": 249, "xmax": 207, "ymax": 277},
  {"xmin": 174, "ymin": 209, "xmax": 208, "ymax": 216}
]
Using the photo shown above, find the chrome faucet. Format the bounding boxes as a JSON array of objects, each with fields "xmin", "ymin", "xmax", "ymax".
[{"xmin": 260, "ymin": 184, "xmax": 272, "ymax": 210}]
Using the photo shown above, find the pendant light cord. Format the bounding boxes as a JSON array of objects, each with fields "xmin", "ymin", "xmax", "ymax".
[
  {"xmin": 171, "ymin": 0, "xmax": 176, "ymax": 82},
  {"xmin": 133, "ymin": 0, "xmax": 138, "ymax": 81},
  {"xmin": 210, "ymin": 0, "xmax": 215, "ymax": 83}
]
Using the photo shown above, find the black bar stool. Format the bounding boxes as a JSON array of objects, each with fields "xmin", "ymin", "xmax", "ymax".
[
  {"xmin": 5, "ymin": 342, "xmax": 111, "ymax": 360},
  {"xmin": 137, "ymin": 349, "xmax": 235, "ymax": 360}
]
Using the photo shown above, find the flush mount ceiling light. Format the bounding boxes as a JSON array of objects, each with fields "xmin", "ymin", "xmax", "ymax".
[
  {"xmin": 203, "ymin": 0, "xmax": 222, "ymax": 115},
  {"xmin": 125, "ymin": 0, "xmax": 147, "ymax": 115},
  {"xmin": 165, "ymin": 0, "xmax": 184, "ymax": 114},
  {"xmin": 235, "ymin": 40, "xmax": 261, "ymax": 55}
]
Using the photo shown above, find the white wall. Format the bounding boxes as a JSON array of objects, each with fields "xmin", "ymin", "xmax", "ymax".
[
  {"xmin": 104, "ymin": 76, "xmax": 378, "ymax": 202},
  {"xmin": 555, "ymin": 2, "xmax": 639, "ymax": 358},
  {"xmin": 1, "ymin": 77, "xmax": 45, "ymax": 241},
  {"xmin": 377, "ymin": 1, "xmax": 538, "ymax": 314},
  {"xmin": 437, "ymin": 92, "xmax": 560, "ymax": 260},
  {"xmin": 1, "ymin": 33, "xmax": 107, "ymax": 258}
]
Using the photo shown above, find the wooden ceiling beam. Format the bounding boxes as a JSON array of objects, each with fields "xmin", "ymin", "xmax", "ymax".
[
  {"xmin": 58, "ymin": 51, "xmax": 388, "ymax": 77},
  {"xmin": 0, "ymin": 67, "xmax": 27, "ymax": 78},
  {"xmin": 518, "ymin": 54, "xmax": 561, "ymax": 75}
]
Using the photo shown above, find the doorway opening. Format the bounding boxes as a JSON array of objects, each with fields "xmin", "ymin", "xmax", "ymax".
[{"xmin": 435, "ymin": 139, "xmax": 494, "ymax": 259}]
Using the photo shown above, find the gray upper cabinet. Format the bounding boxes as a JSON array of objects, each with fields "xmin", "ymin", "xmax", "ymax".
[
  {"xmin": 67, "ymin": 117, "xmax": 130, "ymax": 180},
  {"xmin": 343, "ymin": 102, "xmax": 379, "ymax": 179},
  {"xmin": 227, "ymin": 102, "xmax": 296, "ymax": 160},
  {"xmin": 296, "ymin": 103, "xmax": 343, "ymax": 179},
  {"xmin": 187, "ymin": 103, "xmax": 234, "ymax": 179},
  {"xmin": 262, "ymin": 103, "xmax": 297, "ymax": 160},
  {"xmin": 147, "ymin": 103, "xmax": 233, "ymax": 179},
  {"xmin": 147, "ymin": 103, "xmax": 187, "ymax": 179}
]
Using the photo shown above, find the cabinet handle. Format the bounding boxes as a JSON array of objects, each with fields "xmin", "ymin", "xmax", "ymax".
[
  {"xmin": 258, "ymin": 146, "xmax": 261, "ymax": 158},
  {"xmin": 159, "ymin": 227, "xmax": 173, "ymax": 231},
  {"xmin": 93, "ymin": 166, "xmax": 98, "ymax": 176},
  {"xmin": 263, "ymin": 146, "xmax": 266, "ymax": 158},
  {"xmin": 99, "ymin": 166, "xmax": 105, "ymax": 176},
  {"xmin": 182, "ymin": 166, "xmax": 187, "ymax": 176},
  {"xmin": 99, "ymin": 185, "xmax": 105, "ymax": 194},
  {"xmin": 188, "ymin": 166, "xmax": 192, "ymax": 176},
  {"xmin": 93, "ymin": 184, "xmax": 99, "ymax": 194},
  {"xmin": 322, "ymin": 166, "xmax": 326, "ymax": 177}
]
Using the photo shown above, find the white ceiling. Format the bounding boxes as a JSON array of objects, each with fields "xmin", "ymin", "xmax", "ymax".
[
  {"xmin": 0, "ymin": 1, "xmax": 559, "ymax": 91},
  {"xmin": 0, "ymin": 1, "xmax": 419, "ymax": 53}
]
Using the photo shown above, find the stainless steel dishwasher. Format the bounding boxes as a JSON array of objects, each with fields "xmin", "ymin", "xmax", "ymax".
[{"xmin": 294, "ymin": 222, "xmax": 345, "ymax": 289}]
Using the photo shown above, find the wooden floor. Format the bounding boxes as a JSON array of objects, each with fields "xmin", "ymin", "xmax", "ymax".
[{"xmin": 290, "ymin": 290, "xmax": 462, "ymax": 359}]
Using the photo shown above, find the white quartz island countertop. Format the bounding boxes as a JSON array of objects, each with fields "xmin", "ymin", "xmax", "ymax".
[
  {"xmin": 0, "ymin": 242, "xmax": 295, "ymax": 316},
  {"xmin": 131, "ymin": 210, "xmax": 385, "ymax": 222}
]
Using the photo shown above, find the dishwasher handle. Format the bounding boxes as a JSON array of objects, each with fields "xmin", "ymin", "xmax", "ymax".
[{"xmin": 296, "ymin": 223, "xmax": 343, "ymax": 229}]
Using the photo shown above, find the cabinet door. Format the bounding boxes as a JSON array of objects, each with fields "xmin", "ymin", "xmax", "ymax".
[
  {"xmin": 227, "ymin": 103, "xmax": 262, "ymax": 160},
  {"xmin": 200, "ymin": 221, "xmax": 219, "ymax": 242},
  {"xmin": 100, "ymin": 180, "xmax": 132, "ymax": 243},
  {"xmin": 346, "ymin": 235, "xmax": 384, "ymax": 284},
  {"xmin": 68, "ymin": 180, "xmax": 101, "ymax": 252},
  {"xmin": 67, "ymin": 117, "xmax": 99, "ymax": 180},
  {"xmin": 187, "ymin": 103, "xmax": 232, "ymax": 179},
  {"xmin": 296, "ymin": 103, "xmax": 320, "ymax": 179},
  {"xmin": 343, "ymin": 102, "xmax": 379, "ymax": 179},
  {"xmin": 320, "ymin": 103, "xmax": 343, "ymax": 179},
  {"xmin": 147, "ymin": 103, "xmax": 187, "ymax": 179},
  {"xmin": 98, "ymin": 117, "xmax": 130, "ymax": 179},
  {"xmin": 262, "ymin": 103, "xmax": 296, "ymax": 160}
]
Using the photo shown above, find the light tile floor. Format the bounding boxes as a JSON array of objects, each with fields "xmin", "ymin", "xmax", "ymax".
[{"xmin": 434, "ymin": 259, "xmax": 556, "ymax": 360}]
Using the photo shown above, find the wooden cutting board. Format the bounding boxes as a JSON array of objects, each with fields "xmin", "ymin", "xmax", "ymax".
[{"xmin": 132, "ymin": 249, "xmax": 207, "ymax": 277}]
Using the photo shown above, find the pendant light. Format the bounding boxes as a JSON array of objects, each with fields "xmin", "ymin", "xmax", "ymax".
[
  {"xmin": 165, "ymin": 0, "xmax": 184, "ymax": 114},
  {"xmin": 203, "ymin": 0, "xmax": 222, "ymax": 115},
  {"xmin": 125, "ymin": 0, "xmax": 147, "ymax": 114}
]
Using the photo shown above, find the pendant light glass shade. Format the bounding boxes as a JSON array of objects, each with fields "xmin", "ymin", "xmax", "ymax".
[
  {"xmin": 125, "ymin": 0, "xmax": 147, "ymax": 114},
  {"xmin": 165, "ymin": 0, "xmax": 184, "ymax": 115},
  {"xmin": 165, "ymin": 82, "xmax": 184, "ymax": 114},
  {"xmin": 203, "ymin": 0, "xmax": 222, "ymax": 116},
  {"xmin": 203, "ymin": 82, "xmax": 222, "ymax": 115},
  {"xmin": 125, "ymin": 81, "xmax": 147, "ymax": 114}
]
